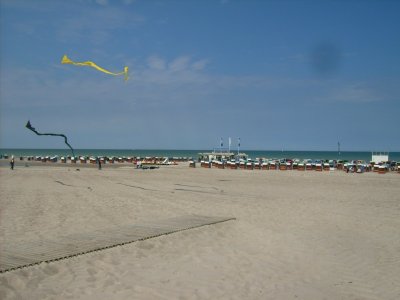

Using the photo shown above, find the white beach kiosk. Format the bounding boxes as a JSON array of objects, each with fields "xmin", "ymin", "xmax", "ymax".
[
  {"xmin": 371, "ymin": 152, "xmax": 389, "ymax": 164},
  {"xmin": 198, "ymin": 150, "xmax": 248, "ymax": 169},
  {"xmin": 371, "ymin": 152, "xmax": 389, "ymax": 174}
]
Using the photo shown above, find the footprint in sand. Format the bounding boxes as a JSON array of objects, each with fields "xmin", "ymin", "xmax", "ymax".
[
  {"xmin": 86, "ymin": 267, "xmax": 98, "ymax": 283},
  {"xmin": 136, "ymin": 250, "xmax": 147, "ymax": 259},
  {"xmin": 103, "ymin": 278, "xmax": 115, "ymax": 288},
  {"xmin": 87, "ymin": 267, "xmax": 97, "ymax": 276},
  {"xmin": 87, "ymin": 276, "xmax": 96, "ymax": 283},
  {"xmin": 136, "ymin": 242, "xmax": 155, "ymax": 250},
  {"xmin": 111, "ymin": 258, "xmax": 121, "ymax": 266},
  {"xmin": 42, "ymin": 264, "xmax": 59, "ymax": 276},
  {"xmin": 27, "ymin": 276, "xmax": 42, "ymax": 289}
]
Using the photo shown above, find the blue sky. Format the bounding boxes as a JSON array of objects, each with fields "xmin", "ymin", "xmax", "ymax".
[{"xmin": 1, "ymin": 0, "xmax": 399, "ymax": 151}]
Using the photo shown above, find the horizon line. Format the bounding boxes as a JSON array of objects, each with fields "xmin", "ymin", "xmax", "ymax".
[{"xmin": 0, "ymin": 147, "xmax": 398, "ymax": 153}]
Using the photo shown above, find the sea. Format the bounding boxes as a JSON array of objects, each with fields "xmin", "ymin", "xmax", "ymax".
[{"xmin": 1, "ymin": 149, "xmax": 399, "ymax": 162}]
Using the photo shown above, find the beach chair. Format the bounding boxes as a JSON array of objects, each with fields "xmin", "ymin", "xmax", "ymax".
[
  {"xmin": 378, "ymin": 165, "xmax": 387, "ymax": 174},
  {"xmin": 279, "ymin": 164, "xmax": 287, "ymax": 171},
  {"xmin": 246, "ymin": 162, "xmax": 254, "ymax": 170}
]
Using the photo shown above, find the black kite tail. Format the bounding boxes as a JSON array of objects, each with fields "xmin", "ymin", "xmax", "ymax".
[{"xmin": 26, "ymin": 121, "xmax": 75, "ymax": 157}]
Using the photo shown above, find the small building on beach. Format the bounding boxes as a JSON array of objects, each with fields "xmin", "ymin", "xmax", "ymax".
[
  {"xmin": 371, "ymin": 152, "xmax": 389, "ymax": 164},
  {"xmin": 198, "ymin": 150, "xmax": 248, "ymax": 162}
]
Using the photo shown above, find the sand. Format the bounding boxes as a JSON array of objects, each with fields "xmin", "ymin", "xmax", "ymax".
[{"xmin": 0, "ymin": 162, "xmax": 399, "ymax": 299}]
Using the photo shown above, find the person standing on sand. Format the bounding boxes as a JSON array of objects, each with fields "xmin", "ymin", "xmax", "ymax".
[
  {"xmin": 98, "ymin": 158, "xmax": 102, "ymax": 170},
  {"xmin": 136, "ymin": 159, "xmax": 141, "ymax": 169},
  {"xmin": 10, "ymin": 155, "xmax": 15, "ymax": 170}
]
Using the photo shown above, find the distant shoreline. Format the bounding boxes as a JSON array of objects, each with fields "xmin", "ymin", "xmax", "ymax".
[{"xmin": 1, "ymin": 148, "xmax": 399, "ymax": 162}]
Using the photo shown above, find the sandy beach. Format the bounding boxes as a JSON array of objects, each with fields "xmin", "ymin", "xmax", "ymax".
[{"xmin": 0, "ymin": 162, "xmax": 399, "ymax": 299}]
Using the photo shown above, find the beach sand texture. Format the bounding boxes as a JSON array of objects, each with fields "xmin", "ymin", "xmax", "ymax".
[{"xmin": 0, "ymin": 164, "xmax": 399, "ymax": 299}]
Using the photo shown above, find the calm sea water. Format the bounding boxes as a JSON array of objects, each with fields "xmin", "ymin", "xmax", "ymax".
[{"xmin": 1, "ymin": 149, "xmax": 399, "ymax": 162}]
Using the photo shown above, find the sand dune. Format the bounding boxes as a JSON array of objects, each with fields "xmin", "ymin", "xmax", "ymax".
[{"xmin": 1, "ymin": 164, "xmax": 399, "ymax": 299}]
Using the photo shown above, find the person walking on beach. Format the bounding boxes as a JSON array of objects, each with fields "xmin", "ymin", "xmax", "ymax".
[
  {"xmin": 10, "ymin": 155, "xmax": 15, "ymax": 170},
  {"xmin": 98, "ymin": 158, "xmax": 102, "ymax": 170}
]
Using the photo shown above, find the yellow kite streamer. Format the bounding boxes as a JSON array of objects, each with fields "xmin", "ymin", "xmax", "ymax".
[{"xmin": 61, "ymin": 55, "xmax": 129, "ymax": 80}]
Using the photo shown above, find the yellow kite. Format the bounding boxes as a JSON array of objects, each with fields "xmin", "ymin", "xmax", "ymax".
[{"xmin": 61, "ymin": 55, "xmax": 129, "ymax": 80}]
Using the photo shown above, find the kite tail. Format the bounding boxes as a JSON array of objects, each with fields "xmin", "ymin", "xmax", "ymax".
[
  {"xmin": 61, "ymin": 135, "xmax": 75, "ymax": 157},
  {"xmin": 26, "ymin": 121, "xmax": 75, "ymax": 157}
]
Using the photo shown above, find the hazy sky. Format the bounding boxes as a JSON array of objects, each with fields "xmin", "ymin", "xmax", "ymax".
[{"xmin": 1, "ymin": 0, "xmax": 399, "ymax": 151}]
